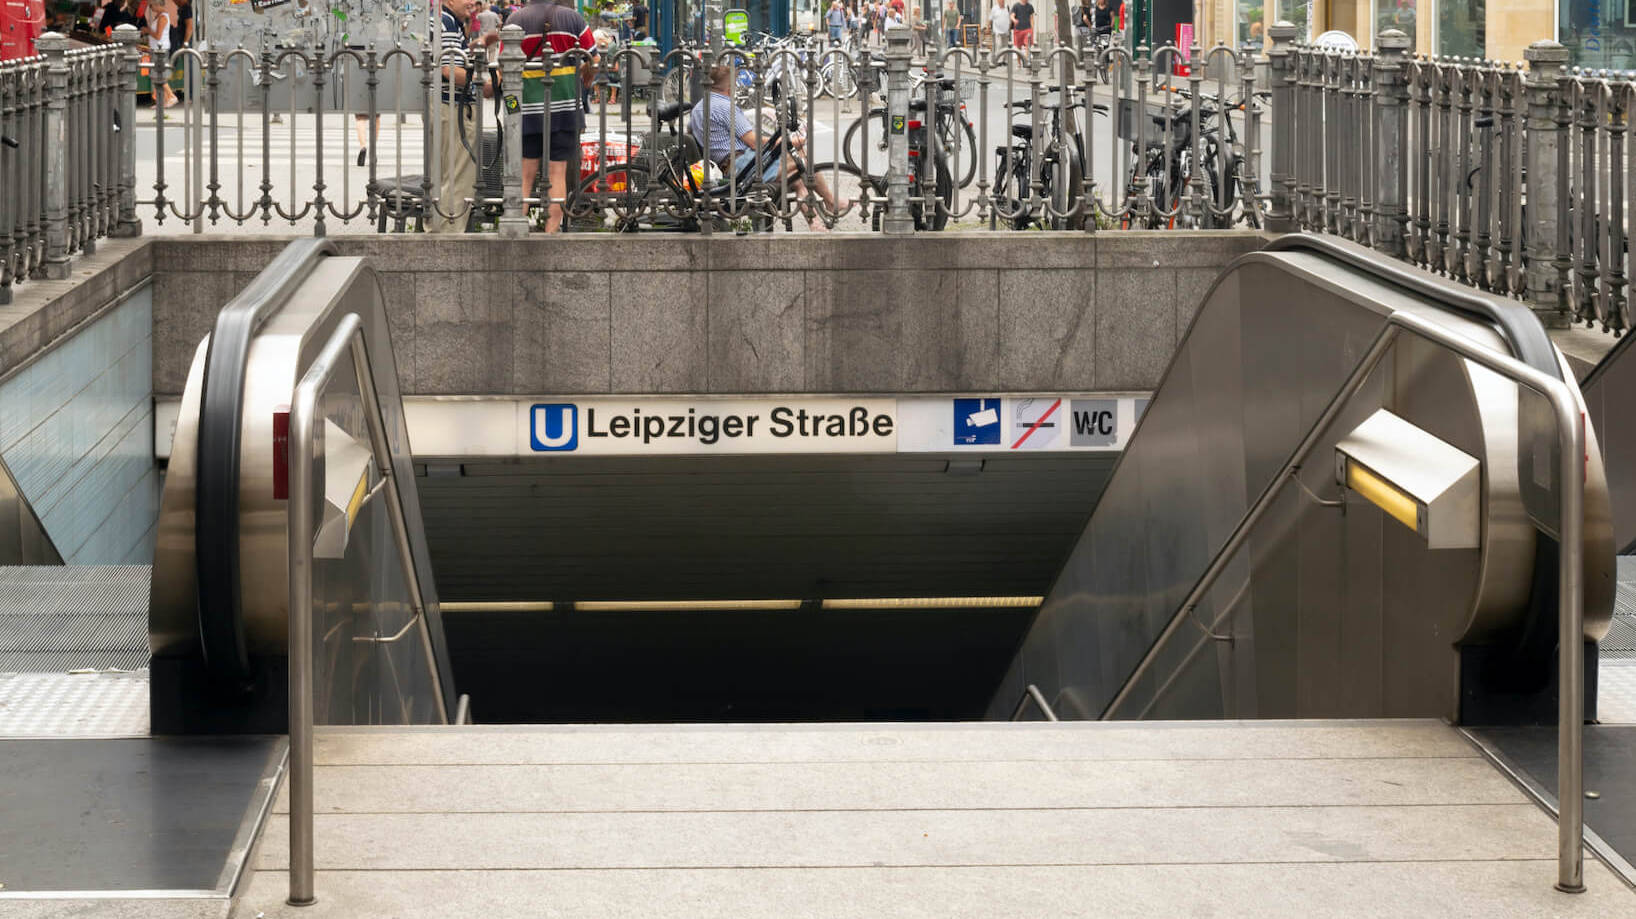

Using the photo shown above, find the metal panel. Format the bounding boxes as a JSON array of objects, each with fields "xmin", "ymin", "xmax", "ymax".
[
  {"xmin": 1582, "ymin": 335, "xmax": 1636, "ymax": 553},
  {"xmin": 0, "ymin": 565, "xmax": 147, "ymax": 673},
  {"xmin": 0, "ymin": 454, "xmax": 59, "ymax": 565}
]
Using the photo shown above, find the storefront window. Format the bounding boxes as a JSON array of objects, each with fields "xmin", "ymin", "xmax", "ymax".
[
  {"xmin": 1436, "ymin": 0, "xmax": 1483, "ymax": 57},
  {"xmin": 1278, "ymin": 0, "xmax": 1310, "ymax": 40},
  {"xmin": 1561, "ymin": 0, "xmax": 1636, "ymax": 70},
  {"xmin": 1235, "ymin": 0, "xmax": 1265, "ymax": 51},
  {"xmin": 1373, "ymin": 0, "xmax": 1416, "ymax": 46}
]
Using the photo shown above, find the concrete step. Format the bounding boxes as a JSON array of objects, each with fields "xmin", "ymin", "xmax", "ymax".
[{"xmin": 231, "ymin": 720, "xmax": 1635, "ymax": 917}]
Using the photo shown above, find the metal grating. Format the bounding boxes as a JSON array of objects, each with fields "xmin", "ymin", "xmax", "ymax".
[
  {"xmin": 0, "ymin": 566, "xmax": 150, "ymax": 672},
  {"xmin": 0, "ymin": 671, "xmax": 149, "ymax": 735},
  {"xmin": 1598, "ymin": 660, "xmax": 1636, "ymax": 725}
]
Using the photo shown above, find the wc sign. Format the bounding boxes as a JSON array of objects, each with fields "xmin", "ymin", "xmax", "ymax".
[{"xmin": 529, "ymin": 403, "xmax": 578, "ymax": 451}]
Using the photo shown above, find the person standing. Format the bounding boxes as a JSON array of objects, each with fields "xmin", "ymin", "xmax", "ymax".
[
  {"xmin": 942, "ymin": 3, "xmax": 962, "ymax": 49},
  {"xmin": 827, "ymin": 0, "xmax": 846, "ymax": 45},
  {"xmin": 506, "ymin": 0, "xmax": 595, "ymax": 233},
  {"xmin": 433, "ymin": 0, "xmax": 495, "ymax": 233},
  {"xmin": 144, "ymin": 1, "xmax": 177, "ymax": 109},
  {"xmin": 987, "ymin": 0, "xmax": 1009, "ymax": 55},
  {"xmin": 168, "ymin": 0, "xmax": 192, "ymax": 52},
  {"xmin": 631, "ymin": 0, "xmax": 649, "ymax": 39},
  {"xmin": 1009, "ymin": 0, "xmax": 1034, "ymax": 49}
]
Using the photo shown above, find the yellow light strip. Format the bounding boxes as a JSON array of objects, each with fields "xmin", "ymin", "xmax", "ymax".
[
  {"xmin": 821, "ymin": 596, "xmax": 1044, "ymax": 610},
  {"xmin": 573, "ymin": 599, "xmax": 805, "ymax": 612},
  {"xmin": 441, "ymin": 601, "xmax": 556, "ymax": 613},
  {"xmin": 1345, "ymin": 460, "xmax": 1421, "ymax": 533},
  {"xmin": 440, "ymin": 597, "xmax": 1046, "ymax": 613}
]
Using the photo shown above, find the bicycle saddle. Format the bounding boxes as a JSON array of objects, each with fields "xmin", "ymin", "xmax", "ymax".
[{"xmin": 655, "ymin": 100, "xmax": 697, "ymax": 123}]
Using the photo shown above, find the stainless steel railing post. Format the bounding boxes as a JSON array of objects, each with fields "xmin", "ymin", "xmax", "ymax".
[{"xmin": 286, "ymin": 313, "xmax": 454, "ymax": 905}]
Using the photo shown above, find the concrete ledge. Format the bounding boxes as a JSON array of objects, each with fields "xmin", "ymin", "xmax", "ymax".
[
  {"xmin": 0, "ymin": 238, "xmax": 153, "ymax": 381},
  {"xmin": 147, "ymin": 232, "xmax": 1267, "ymax": 397}
]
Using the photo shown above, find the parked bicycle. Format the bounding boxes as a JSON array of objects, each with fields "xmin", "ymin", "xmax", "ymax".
[
  {"xmin": 1120, "ymin": 87, "xmax": 1258, "ymax": 229},
  {"xmin": 814, "ymin": 98, "xmax": 955, "ymax": 230},
  {"xmin": 842, "ymin": 72, "xmax": 977, "ymax": 188},
  {"xmin": 992, "ymin": 91, "xmax": 1098, "ymax": 230}
]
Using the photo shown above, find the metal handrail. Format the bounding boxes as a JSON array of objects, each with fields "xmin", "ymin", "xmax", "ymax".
[
  {"xmin": 1010, "ymin": 683, "xmax": 1060, "ymax": 721},
  {"xmin": 1097, "ymin": 309, "xmax": 1588, "ymax": 894},
  {"xmin": 286, "ymin": 313, "xmax": 450, "ymax": 907}
]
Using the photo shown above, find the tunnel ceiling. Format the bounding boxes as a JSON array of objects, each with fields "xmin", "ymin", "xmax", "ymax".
[{"xmin": 414, "ymin": 453, "xmax": 1116, "ymax": 603}]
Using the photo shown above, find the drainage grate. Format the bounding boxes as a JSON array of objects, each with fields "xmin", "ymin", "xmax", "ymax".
[{"xmin": 0, "ymin": 566, "xmax": 150, "ymax": 672}]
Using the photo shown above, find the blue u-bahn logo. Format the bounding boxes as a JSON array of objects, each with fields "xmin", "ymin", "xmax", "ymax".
[{"xmin": 530, "ymin": 403, "xmax": 578, "ymax": 452}]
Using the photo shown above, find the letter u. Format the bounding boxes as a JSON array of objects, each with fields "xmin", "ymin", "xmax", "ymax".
[{"xmin": 534, "ymin": 406, "xmax": 575, "ymax": 448}]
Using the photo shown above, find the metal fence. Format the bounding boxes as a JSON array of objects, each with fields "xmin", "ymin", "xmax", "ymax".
[
  {"xmin": 6, "ymin": 22, "xmax": 1634, "ymax": 336},
  {"xmin": 1276, "ymin": 25, "xmax": 1634, "ymax": 336},
  {"xmin": 1, "ymin": 32, "xmax": 134, "ymax": 303}
]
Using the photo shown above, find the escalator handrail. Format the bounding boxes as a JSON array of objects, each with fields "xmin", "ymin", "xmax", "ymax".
[
  {"xmin": 1263, "ymin": 234, "xmax": 1564, "ymax": 382},
  {"xmin": 195, "ymin": 238, "xmax": 337, "ymax": 684}
]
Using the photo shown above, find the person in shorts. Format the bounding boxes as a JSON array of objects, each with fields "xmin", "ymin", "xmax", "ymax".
[
  {"xmin": 506, "ymin": 0, "xmax": 595, "ymax": 232},
  {"xmin": 1010, "ymin": 0, "xmax": 1034, "ymax": 48}
]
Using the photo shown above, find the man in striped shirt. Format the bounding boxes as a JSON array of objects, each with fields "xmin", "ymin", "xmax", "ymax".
[
  {"xmin": 506, "ymin": 0, "xmax": 595, "ymax": 232},
  {"xmin": 435, "ymin": 0, "xmax": 497, "ymax": 232}
]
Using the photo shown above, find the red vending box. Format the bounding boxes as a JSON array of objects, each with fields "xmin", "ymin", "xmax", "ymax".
[{"xmin": 1, "ymin": 0, "xmax": 44, "ymax": 61}]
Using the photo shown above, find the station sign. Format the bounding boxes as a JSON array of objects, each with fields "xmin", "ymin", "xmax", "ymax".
[{"xmin": 393, "ymin": 395, "xmax": 1151, "ymax": 458}]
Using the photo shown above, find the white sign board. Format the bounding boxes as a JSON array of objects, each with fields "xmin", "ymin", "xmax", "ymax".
[
  {"xmin": 156, "ymin": 394, "xmax": 1153, "ymax": 461},
  {"xmin": 401, "ymin": 395, "xmax": 1150, "ymax": 458}
]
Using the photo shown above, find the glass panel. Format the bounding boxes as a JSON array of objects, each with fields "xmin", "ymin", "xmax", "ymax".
[
  {"xmin": 1374, "ymin": 0, "xmax": 1417, "ymax": 47},
  {"xmin": 1236, "ymin": 0, "xmax": 1266, "ymax": 51},
  {"xmin": 1436, "ymin": 0, "xmax": 1484, "ymax": 57},
  {"xmin": 1560, "ymin": 0, "xmax": 1636, "ymax": 70},
  {"xmin": 1279, "ymin": 0, "xmax": 1312, "ymax": 40},
  {"xmin": 306, "ymin": 346, "xmax": 441, "ymax": 726}
]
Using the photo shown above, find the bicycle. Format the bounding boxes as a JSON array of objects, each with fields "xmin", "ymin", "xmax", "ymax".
[
  {"xmin": 1119, "ymin": 87, "xmax": 1255, "ymax": 229},
  {"xmin": 814, "ymin": 102, "xmax": 954, "ymax": 230},
  {"xmin": 991, "ymin": 92, "xmax": 1095, "ymax": 230},
  {"xmin": 841, "ymin": 71, "xmax": 977, "ymax": 188}
]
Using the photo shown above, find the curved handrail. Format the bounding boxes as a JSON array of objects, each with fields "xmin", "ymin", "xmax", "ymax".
[
  {"xmin": 195, "ymin": 237, "xmax": 337, "ymax": 685},
  {"xmin": 1263, "ymin": 234, "xmax": 1562, "ymax": 381},
  {"xmin": 287, "ymin": 311, "xmax": 451, "ymax": 906}
]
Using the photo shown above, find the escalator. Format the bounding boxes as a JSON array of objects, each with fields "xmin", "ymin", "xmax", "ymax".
[
  {"xmin": 147, "ymin": 234, "xmax": 1619, "ymax": 738},
  {"xmin": 992, "ymin": 235, "xmax": 1616, "ymax": 725}
]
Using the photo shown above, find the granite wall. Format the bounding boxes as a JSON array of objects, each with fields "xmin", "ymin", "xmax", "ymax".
[{"xmin": 148, "ymin": 232, "xmax": 1266, "ymax": 398}]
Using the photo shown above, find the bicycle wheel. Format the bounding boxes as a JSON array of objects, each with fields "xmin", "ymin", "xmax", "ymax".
[
  {"xmin": 811, "ymin": 160, "xmax": 883, "ymax": 228},
  {"xmin": 1045, "ymin": 147, "xmax": 1086, "ymax": 231},
  {"xmin": 910, "ymin": 155, "xmax": 954, "ymax": 231},
  {"xmin": 573, "ymin": 162, "xmax": 657, "ymax": 231},
  {"xmin": 822, "ymin": 56, "xmax": 857, "ymax": 100},
  {"xmin": 936, "ymin": 115, "xmax": 978, "ymax": 189},
  {"xmin": 992, "ymin": 153, "xmax": 1033, "ymax": 230},
  {"xmin": 659, "ymin": 68, "xmax": 686, "ymax": 106},
  {"xmin": 841, "ymin": 113, "xmax": 887, "ymax": 172}
]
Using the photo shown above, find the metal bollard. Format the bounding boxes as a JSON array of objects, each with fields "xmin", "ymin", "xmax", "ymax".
[
  {"xmin": 37, "ymin": 33, "xmax": 72, "ymax": 279},
  {"xmin": 883, "ymin": 27, "xmax": 913, "ymax": 234},
  {"xmin": 497, "ymin": 25, "xmax": 529, "ymax": 238},
  {"xmin": 1371, "ymin": 29, "xmax": 1411, "ymax": 259},
  {"xmin": 1263, "ymin": 21, "xmax": 1299, "ymax": 232},
  {"xmin": 1524, "ymin": 40, "xmax": 1570, "ymax": 328}
]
